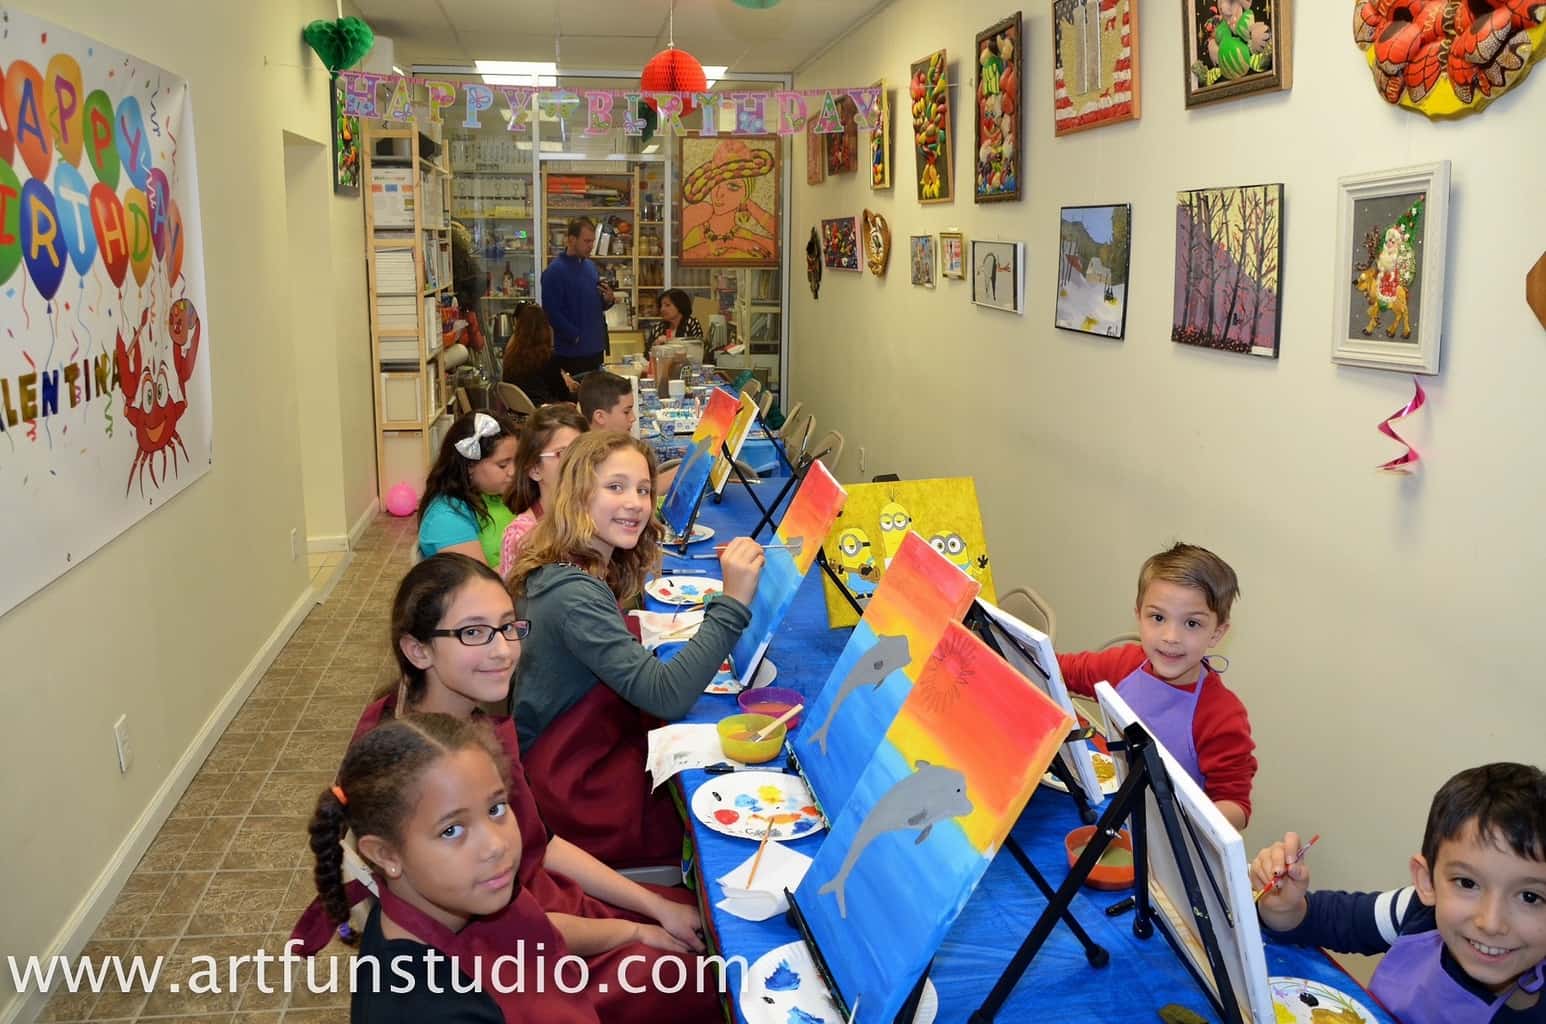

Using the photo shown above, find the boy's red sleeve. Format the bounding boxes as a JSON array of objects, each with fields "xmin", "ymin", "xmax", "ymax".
[
  {"xmin": 1056, "ymin": 644, "xmax": 1144, "ymax": 699},
  {"xmin": 1194, "ymin": 683, "xmax": 1257, "ymax": 822}
]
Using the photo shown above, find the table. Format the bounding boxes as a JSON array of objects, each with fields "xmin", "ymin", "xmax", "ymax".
[{"xmin": 646, "ymin": 477, "xmax": 1393, "ymax": 1024}]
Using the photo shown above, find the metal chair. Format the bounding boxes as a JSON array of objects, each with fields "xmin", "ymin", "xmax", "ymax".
[
  {"xmin": 775, "ymin": 402, "xmax": 804, "ymax": 441},
  {"xmin": 805, "ymin": 429, "xmax": 844, "ymax": 475},
  {"xmin": 454, "ymin": 387, "xmax": 473, "ymax": 415},
  {"xmin": 998, "ymin": 586, "xmax": 1057, "ymax": 642},
  {"xmin": 496, "ymin": 382, "xmax": 536, "ymax": 420},
  {"xmin": 791, "ymin": 414, "xmax": 815, "ymax": 462},
  {"xmin": 758, "ymin": 391, "xmax": 773, "ymax": 419}
]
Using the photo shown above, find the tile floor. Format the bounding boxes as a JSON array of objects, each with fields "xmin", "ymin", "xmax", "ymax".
[{"xmin": 40, "ymin": 516, "xmax": 418, "ymax": 1023}]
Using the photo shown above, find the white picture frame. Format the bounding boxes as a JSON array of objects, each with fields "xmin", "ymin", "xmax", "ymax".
[
  {"xmin": 970, "ymin": 239, "xmax": 1025, "ymax": 314},
  {"xmin": 1331, "ymin": 161, "xmax": 1450, "ymax": 375},
  {"xmin": 975, "ymin": 599, "xmax": 1104, "ymax": 804},
  {"xmin": 1095, "ymin": 682, "xmax": 1276, "ymax": 1024}
]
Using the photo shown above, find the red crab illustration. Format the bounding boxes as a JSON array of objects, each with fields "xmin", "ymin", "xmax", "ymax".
[
  {"xmin": 115, "ymin": 298, "xmax": 201, "ymax": 496},
  {"xmin": 1353, "ymin": 0, "xmax": 1545, "ymax": 109}
]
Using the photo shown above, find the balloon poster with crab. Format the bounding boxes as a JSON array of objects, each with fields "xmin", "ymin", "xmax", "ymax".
[
  {"xmin": 1353, "ymin": 0, "xmax": 1546, "ymax": 118},
  {"xmin": 0, "ymin": 10, "xmax": 211, "ymax": 618}
]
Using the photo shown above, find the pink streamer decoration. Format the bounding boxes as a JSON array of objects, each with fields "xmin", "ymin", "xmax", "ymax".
[{"xmin": 1377, "ymin": 378, "xmax": 1426, "ymax": 473}]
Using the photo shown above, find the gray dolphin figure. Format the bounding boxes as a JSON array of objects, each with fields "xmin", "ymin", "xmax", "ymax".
[
  {"xmin": 809, "ymin": 633, "xmax": 911, "ymax": 755},
  {"xmin": 817, "ymin": 761, "xmax": 973, "ymax": 918}
]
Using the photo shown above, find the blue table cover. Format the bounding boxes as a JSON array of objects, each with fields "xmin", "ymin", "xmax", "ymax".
[{"xmin": 646, "ymin": 475, "xmax": 1393, "ymax": 1024}]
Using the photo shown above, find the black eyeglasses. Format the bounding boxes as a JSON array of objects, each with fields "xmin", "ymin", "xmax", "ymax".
[{"xmin": 427, "ymin": 621, "xmax": 531, "ymax": 646}]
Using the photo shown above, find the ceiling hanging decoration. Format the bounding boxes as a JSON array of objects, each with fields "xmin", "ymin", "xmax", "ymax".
[
  {"xmin": 302, "ymin": 16, "xmax": 375, "ymax": 73},
  {"xmin": 640, "ymin": 0, "xmax": 707, "ymax": 141}
]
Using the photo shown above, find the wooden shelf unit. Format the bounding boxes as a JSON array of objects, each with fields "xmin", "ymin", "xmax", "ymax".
[
  {"xmin": 363, "ymin": 122, "xmax": 454, "ymax": 506},
  {"xmin": 540, "ymin": 162, "xmax": 668, "ymax": 327}
]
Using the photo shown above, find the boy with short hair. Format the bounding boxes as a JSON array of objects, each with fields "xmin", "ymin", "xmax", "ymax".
[
  {"xmin": 1252, "ymin": 763, "xmax": 1546, "ymax": 1022},
  {"xmin": 1057, "ymin": 542, "xmax": 1256, "ymax": 828},
  {"xmin": 577, "ymin": 372, "xmax": 636, "ymax": 433}
]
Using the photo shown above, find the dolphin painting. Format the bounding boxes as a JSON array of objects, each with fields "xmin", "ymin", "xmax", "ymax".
[
  {"xmin": 808, "ymin": 633, "xmax": 911, "ymax": 755},
  {"xmin": 817, "ymin": 760, "xmax": 974, "ymax": 918}
]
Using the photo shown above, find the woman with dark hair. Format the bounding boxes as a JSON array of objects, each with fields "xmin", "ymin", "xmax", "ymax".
[
  {"xmin": 644, "ymin": 288, "xmax": 704, "ymax": 346},
  {"xmin": 502, "ymin": 304, "xmax": 578, "ymax": 406}
]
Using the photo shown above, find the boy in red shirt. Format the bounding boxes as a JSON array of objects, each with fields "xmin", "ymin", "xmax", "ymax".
[{"xmin": 1058, "ymin": 542, "xmax": 1256, "ymax": 828}]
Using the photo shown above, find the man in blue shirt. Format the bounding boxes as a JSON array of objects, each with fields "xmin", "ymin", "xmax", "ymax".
[{"xmin": 541, "ymin": 217, "xmax": 614, "ymax": 375}]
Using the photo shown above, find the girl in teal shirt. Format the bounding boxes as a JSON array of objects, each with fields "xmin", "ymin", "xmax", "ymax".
[{"xmin": 417, "ymin": 412, "xmax": 520, "ymax": 566}]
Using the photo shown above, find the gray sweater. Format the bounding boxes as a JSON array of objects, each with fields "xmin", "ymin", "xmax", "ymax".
[{"xmin": 512, "ymin": 563, "xmax": 753, "ymax": 749}]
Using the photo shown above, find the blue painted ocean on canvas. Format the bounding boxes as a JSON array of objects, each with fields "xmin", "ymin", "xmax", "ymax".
[{"xmin": 659, "ymin": 436, "xmax": 713, "ymax": 537}]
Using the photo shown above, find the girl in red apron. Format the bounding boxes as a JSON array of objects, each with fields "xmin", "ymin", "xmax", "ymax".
[
  {"xmin": 309, "ymin": 713, "xmax": 598, "ymax": 1023},
  {"xmin": 505, "ymin": 431, "xmax": 765, "ymax": 869},
  {"xmin": 293, "ymin": 554, "xmax": 722, "ymax": 1022}
]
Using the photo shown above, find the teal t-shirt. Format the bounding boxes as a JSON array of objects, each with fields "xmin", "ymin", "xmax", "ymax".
[{"xmin": 419, "ymin": 494, "xmax": 514, "ymax": 569}]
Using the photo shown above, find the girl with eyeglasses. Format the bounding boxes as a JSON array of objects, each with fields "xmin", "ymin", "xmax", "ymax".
[
  {"xmin": 290, "ymin": 553, "xmax": 720, "ymax": 1023},
  {"xmin": 499, "ymin": 405, "xmax": 589, "ymax": 579}
]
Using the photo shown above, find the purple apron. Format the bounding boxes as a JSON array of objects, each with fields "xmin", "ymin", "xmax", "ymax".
[
  {"xmin": 1116, "ymin": 660, "xmax": 1207, "ymax": 787},
  {"xmin": 1370, "ymin": 928, "xmax": 1546, "ymax": 1023}
]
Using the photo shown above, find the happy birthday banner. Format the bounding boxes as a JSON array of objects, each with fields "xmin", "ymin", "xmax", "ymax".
[
  {"xmin": 339, "ymin": 70, "xmax": 882, "ymax": 137},
  {"xmin": 1, "ymin": 10, "xmax": 212, "ymax": 619}
]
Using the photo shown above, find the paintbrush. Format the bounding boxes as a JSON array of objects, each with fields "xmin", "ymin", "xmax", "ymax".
[
  {"xmin": 745, "ymin": 815, "xmax": 777, "ymax": 887},
  {"xmin": 749, "ymin": 703, "xmax": 804, "ymax": 743},
  {"xmin": 1254, "ymin": 833, "xmax": 1320, "ymax": 904},
  {"xmin": 689, "ymin": 539, "xmax": 806, "ymax": 560}
]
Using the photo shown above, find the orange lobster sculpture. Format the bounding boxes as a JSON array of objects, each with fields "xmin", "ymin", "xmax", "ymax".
[{"xmin": 115, "ymin": 298, "xmax": 202, "ymax": 496}]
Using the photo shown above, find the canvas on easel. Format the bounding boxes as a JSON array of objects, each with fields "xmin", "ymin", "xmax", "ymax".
[
  {"xmin": 974, "ymin": 599, "xmax": 1104, "ymax": 805},
  {"xmin": 711, "ymin": 391, "xmax": 760, "ymax": 495},
  {"xmin": 659, "ymin": 388, "xmax": 739, "ymax": 542},
  {"xmin": 793, "ymin": 532, "xmax": 980, "ymax": 816},
  {"xmin": 729, "ymin": 461, "xmax": 847, "ymax": 687},
  {"xmin": 792, "ymin": 621, "xmax": 1073, "ymax": 1021},
  {"xmin": 820, "ymin": 477, "xmax": 997, "ymax": 628},
  {"xmin": 1096, "ymin": 682, "xmax": 1276, "ymax": 1023}
]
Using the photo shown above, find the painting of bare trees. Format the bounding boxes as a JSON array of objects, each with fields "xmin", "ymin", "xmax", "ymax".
[{"xmin": 1172, "ymin": 184, "xmax": 1284, "ymax": 358}]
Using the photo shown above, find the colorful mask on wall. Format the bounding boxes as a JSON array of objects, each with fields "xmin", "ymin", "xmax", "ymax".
[
  {"xmin": 1528, "ymin": 252, "xmax": 1546, "ymax": 330},
  {"xmin": 807, "ymin": 226, "xmax": 823, "ymax": 299},
  {"xmin": 863, "ymin": 209, "xmax": 891, "ymax": 277},
  {"xmin": 1353, "ymin": 0, "xmax": 1546, "ymax": 118}
]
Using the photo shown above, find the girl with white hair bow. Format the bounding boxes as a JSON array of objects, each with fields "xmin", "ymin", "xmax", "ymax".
[{"xmin": 417, "ymin": 411, "xmax": 521, "ymax": 566}]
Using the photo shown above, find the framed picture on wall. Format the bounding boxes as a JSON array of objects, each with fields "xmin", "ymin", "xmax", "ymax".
[
  {"xmin": 974, "ymin": 13, "xmax": 1022, "ymax": 202},
  {"xmin": 332, "ymin": 74, "xmax": 361, "ymax": 196},
  {"xmin": 1172, "ymin": 183, "xmax": 1284, "ymax": 358},
  {"xmin": 1331, "ymin": 161, "xmax": 1450, "ymax": 374},
  {"xmin": 940, "ymin": 230, "xmax": 966, "ymax": 279},
  {"xmin": 910, "ymin": 49, "xmax": 953, "ymax": 203},
  {"xmin": 1053, "ymin": 0, "xmax": 1140, "ymax": 135},
  {"xmin": 679, "ymin": 135, "xmax": 780, "ymax": 267},
  {"xmin": 870, "ymin": 79, "xmax": 892, "ymax": 190},
  {"xmin": 910, "ymin": 234, "xmax": 936, "ymax": 287},
  {"xmin": 822, "ymin": 216, "xmax": 861, "ymax": 271},
  {"xmin": 1056, "ymin": 203, "xmax": 1132, "ymax": 338},
  {"xmin": 807, "ymin": 120, "xmax": 826, "ymax": 186},
  {"xmin": 971, "ymin": 239, "xmax": 1025, "ymax": 314},
  {"xmin": 1182, "ymin": 0, "xmax": 1292, "ymax": 107},
  {"xmin": 826, "ymin": 96, "xmax": 860, "ymax": 175}
]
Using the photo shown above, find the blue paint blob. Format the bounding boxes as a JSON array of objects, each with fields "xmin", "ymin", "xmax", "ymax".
[
  {"xmin": 787, "ymin": 1010, "xmax": 825, "ymax": 1024},
  {"xmin": 764, "ymin": 961, "xmax": 800, "ymax": 992},
  {"xmin": 790, "ymin": 818, "xmax": 817, "ymax": 835},
  {"xmin": 734, "ymin": 794, "xmax": 760, "ymax": 810}
]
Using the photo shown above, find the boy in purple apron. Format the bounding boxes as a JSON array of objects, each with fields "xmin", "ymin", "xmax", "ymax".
[
  {"xmin": 1058, "ymin": 542, "xmax": 1256, "ymax": 828},
  {"xmin": 1253, "ymin": 763, "xmax": 1546, "ymax": 1023}
]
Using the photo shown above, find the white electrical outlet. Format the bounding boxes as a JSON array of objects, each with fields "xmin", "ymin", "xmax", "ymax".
[
  {"xmin": 113, "ymin": 715, "xmax": 133, "ymax": 774},
  {"xmin": 858, "ymin": 447, "xmax": 867, "ymax": 476},
  {"xmin": 290, "ymin": 528, "xmax": 299, "ymax": 561}
]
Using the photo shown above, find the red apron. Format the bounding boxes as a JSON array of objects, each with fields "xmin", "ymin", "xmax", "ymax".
[
  {"xmin": 374, "ymin": 878, "xmax": 599, "ymax": 1024},
  {"xmin": 522, "ymin": 683, "xmax": 686, "ymax": 870}
]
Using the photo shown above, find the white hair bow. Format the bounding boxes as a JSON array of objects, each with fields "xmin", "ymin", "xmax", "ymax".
[{"xmin": 453, "ymin": 413, "xmax": 501, "ymax": 460}]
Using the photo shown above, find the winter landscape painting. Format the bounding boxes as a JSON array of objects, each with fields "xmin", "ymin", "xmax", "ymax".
[
  {"xmin": 1056, "ymin": 204, "xmax": 1132, "ymax": 338},
  {"xmin": 1172, "ymin": 184, "xmax": 1284, "ymax": 358}
]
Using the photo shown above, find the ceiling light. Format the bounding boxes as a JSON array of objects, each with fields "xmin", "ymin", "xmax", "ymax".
[
  {"xmin": 476, "ymin": 60, "xmax": 557, "ymax": 86},
  {"xmin": 703, "ymin": 65, "xmax": 729, "ymax": 89}
]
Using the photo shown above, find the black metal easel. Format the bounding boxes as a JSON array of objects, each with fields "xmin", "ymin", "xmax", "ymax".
[{"xmin": 968, "ymin": 721, "xmax": 1247, "ymax": 1024}]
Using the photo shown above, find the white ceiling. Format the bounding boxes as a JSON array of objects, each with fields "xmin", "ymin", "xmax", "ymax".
[{"xmin": 356, "ymin": 0, "xmax": 892, "ymax": 75}]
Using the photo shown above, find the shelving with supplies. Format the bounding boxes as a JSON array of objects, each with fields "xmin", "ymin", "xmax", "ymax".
[{"xmin": 363, "ymin": 122, "xmax": 454, "ymax": 505}]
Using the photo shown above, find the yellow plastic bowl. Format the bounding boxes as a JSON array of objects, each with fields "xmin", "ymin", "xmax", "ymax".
[{"xmin": 717, "ymin": 713, "xmax": 785, "ymax": 764}]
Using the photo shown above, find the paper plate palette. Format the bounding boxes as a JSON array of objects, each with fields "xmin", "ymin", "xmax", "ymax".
[
  {"xmin": 691, "ymin": 771, "xmax": 825, "ymax": 841},
  {"xmin": 705, "ymin": 656, "xmax": 777, "ymax": 695},
  {"xmin": 1268, "ymin": 977, "xmax": 1380, "ymax": 1023},
  {"xmin": 663, "ymin": 523, "xmax": 715, "ymax": 546},
  {"xmin": 739, "ymin": 940, "xmax": 938, "ymax": 1024},
  {"xmin": 644, "ymin": 576, "xmax": 723, "ymax": 607},
  {"xmin": 1041, "ymin": 749, "xmax": 1119, "ymax": 795}
]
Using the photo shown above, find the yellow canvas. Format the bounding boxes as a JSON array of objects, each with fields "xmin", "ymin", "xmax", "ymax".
[{"xmin": 820, "ymin": 477, "xmax": 996, "ymax": 627}]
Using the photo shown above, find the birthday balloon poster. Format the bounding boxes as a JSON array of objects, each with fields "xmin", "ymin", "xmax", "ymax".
[{"xmin": 1, "ymin": 12, "xmax": 211, "ymax": 617}]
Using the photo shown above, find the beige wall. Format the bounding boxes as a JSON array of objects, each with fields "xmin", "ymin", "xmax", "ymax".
[
  {"xmin": 0, "ymin": 0, "xmax": 372, "ymax": 1015},
  {"xmin": 792, "ymin": 0, "xmax": 1546, "ymax": 972}
]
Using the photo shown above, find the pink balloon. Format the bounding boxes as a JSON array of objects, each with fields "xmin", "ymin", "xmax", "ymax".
[{"xmin": 385, "ymin": 483, "xmax": 418, "ymax": 517}]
